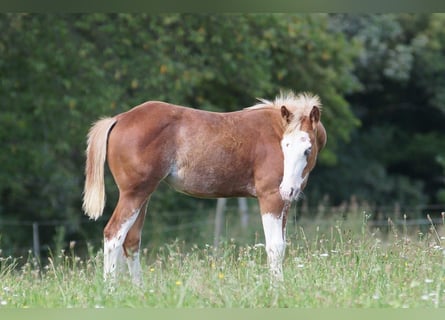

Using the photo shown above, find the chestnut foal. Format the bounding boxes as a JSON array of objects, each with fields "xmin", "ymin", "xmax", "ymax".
[{"xmin": 83, "ymin": 91, "xmax": 326, "ymax": 284}]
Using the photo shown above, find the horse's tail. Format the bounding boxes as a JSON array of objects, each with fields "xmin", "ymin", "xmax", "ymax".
[{"xmin": 82, "ymin": 117, "xmax": 117, "ymax": 220}]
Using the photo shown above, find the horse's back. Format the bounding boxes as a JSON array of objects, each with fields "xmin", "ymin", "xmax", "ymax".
[{"xmin": 106, "ymin": 101, "xmax": 282, "ymax": 198}]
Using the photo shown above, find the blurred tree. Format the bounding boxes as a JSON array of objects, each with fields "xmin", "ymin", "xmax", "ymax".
[
  {"xmin": 0, "ymin": 14, "xmax": 122, "ymax": 252},
  {"xmin": 315, "ymin": 13, "xmax": 445, "ymax": 215}
]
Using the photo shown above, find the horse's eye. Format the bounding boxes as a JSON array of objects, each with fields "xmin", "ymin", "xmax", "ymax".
[{"xmin": 304, "ymin": 147, "xmax": 312, "ymax": 157}]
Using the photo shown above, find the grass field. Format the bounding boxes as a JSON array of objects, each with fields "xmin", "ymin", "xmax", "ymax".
[{"xmin": 0, "ymin": 212, "xmax": 444, "ymax": 308}]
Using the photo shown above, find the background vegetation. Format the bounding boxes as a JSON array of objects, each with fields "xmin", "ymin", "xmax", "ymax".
[{"xmin": 1, "ymin": 13, "xmax": 445, "ymax": 256}]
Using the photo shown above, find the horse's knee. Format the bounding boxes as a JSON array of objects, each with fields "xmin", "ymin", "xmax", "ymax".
[{"xmin": 261, "ymin": 213, "xmax": 285, "ymax": 242}]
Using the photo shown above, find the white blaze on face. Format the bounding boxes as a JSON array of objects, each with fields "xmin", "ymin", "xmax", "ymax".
[{"xmin": 279, "ymin": 130, "xmax": 312, "ymax": 201}]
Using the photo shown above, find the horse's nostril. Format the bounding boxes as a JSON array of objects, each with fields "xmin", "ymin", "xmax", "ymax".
[{"xmin": 289, "ymin": 187, "xmax": 294, "ymax": 197}]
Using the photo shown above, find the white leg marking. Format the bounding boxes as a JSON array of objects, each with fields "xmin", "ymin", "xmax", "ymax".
[
  {"xmin": 127, "ymin": 251, "xmax": 143, "ymax": 286},
  {"xmin": 262, "ymin": 213, "xmax": 286, "ymax": 280},
  {"xmin": 104, "ymin": 209, "xmax": 140, "ymax": 282}
]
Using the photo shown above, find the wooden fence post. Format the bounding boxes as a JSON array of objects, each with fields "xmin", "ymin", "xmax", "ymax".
[
  {"xmin": 238, "ymin": 198, "xmax": 248, "ymax": 230},
  {"xmin": 32, "ymin": 222, "xmax": 40, "ymax": 261},
  {"xmin": 213, "ymin": 198, "xmax": 227, "ymax": 248}
]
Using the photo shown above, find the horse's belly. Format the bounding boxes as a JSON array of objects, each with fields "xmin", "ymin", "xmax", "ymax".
[{"xmin": 165, "ymin": 165, "xmax": 255, "ymax": 198}]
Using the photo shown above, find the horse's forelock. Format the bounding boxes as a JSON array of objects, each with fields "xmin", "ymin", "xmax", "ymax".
[
  {"xmin": 275, "ymin": 91, "xmax": 322, "ymax": 132},
  {"xmin": 275, "ymin": 91, "xmax": 321, "ymax": 118},
  {"xmin": 247, "ymin": 91, "xmax": 321, "ymax": 116},
  {"xmin": 245, "ymin": 91, "xmax": 322, "ymax": 134}
]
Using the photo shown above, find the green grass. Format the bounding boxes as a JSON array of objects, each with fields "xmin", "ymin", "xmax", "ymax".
[{"xmin": 0, "ymin": 213, "xmax": 444, "ymax": 308}]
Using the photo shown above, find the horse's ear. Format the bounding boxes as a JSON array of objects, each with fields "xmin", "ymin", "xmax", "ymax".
[
  {"xmin": 309, "ymin": 106, "xmax": 320, "ymax": 126},
  {"xmin": 316, "ymin": 121, "xmax": 327, "ymax": 150},
  {"xmin": 281, "ymin": 106, "xmax": 293, "ymax": 124}
]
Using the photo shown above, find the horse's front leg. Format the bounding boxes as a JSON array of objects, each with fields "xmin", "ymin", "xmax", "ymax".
[{"xmin": 258, "ymin": 194, "xmax": 290, "ymax": 281}]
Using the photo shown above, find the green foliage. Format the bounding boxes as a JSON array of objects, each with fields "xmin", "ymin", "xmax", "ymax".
[
  {"xmin": 317, "ymin": 13, "xmax": 445, "ymax": 211},
  {"xmin": 412, "ymin": 13, "xmax": 445, "ymax": 113}
]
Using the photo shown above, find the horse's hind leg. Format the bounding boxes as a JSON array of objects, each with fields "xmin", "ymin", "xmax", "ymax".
[
  {"xmin": 123, "ymin": 198, "xmax": 149, "ymax": 285},
  {"xmin": 103, "ymin": 192, "xmax": 148, "ymax": 283}
]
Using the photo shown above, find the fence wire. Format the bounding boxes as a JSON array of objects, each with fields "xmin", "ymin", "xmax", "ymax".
[{"xmin": 1, "ymin": 203, "xmax": 444, "ymax": 258}]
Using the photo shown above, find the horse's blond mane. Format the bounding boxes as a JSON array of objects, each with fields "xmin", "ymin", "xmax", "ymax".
[
  {"xmin": 247, "ymin": 91, "xmax": 321, "ymax": 114},
  {"xmin": 246, "ymin": 91, "xmax": 322, "ymax": 132}
]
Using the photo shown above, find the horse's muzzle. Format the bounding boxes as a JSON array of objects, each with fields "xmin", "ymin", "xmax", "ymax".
[{"xmin": 279, "ymin": 185, "xmax": 300, "ymax": 202}]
